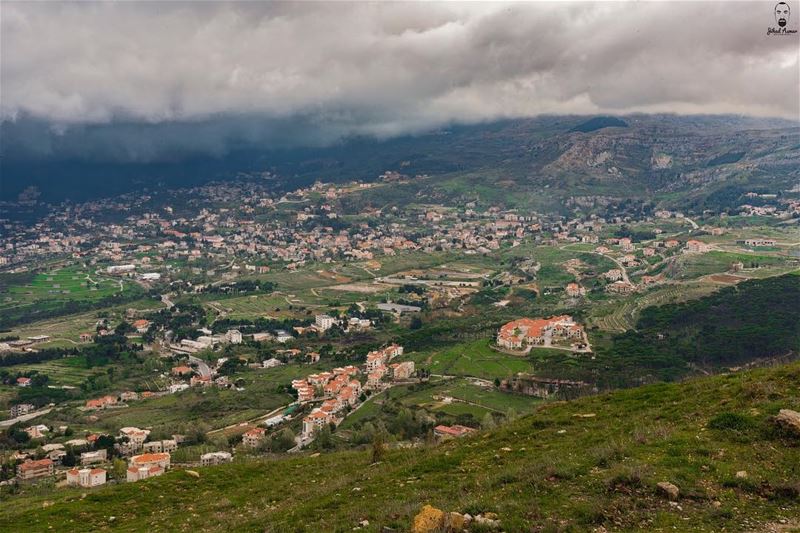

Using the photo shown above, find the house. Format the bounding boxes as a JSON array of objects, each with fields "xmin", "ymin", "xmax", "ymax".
[
  {"xmin": 242, "ymin": 427, "xmax": 266, "ymax": 448},
  {"xmin": 129, "ymin": 452, "xmax": 171, "ymax": 472},
  {"xmin": 604, "ymin": 269, "xmax": 623, "ymax": 281},
  {"xmin": 16, "ymin": 458, "xmax": 54, "ymax": 482},
  {"xmin": 262, "ymin": 358, "xmax": 283, "ymax": 368},
  {"xmin": 126, "ymin": 464, "xmax": 165, "ymax": 482},
  {"xmin": 685, "ymin": 240, "xmax": 711, "ymax": 253},
  {"xmin": 367, "ymin": 368, "xmax": 386, "ymax": 389},
  {"xmin": 275, "ymin": 330, "xmax": 294, "ymax": 343},
  {"xmin": 142, "ymin": 439, "xmax": 178, "ymax": 454},
  {"xmin": 302, "ymin": 409, "xmax": 330, "ymax": 438},
  {"xmin": 79, "ymin": 332, "xmax": 94, "ymax": 342},
  {"xmin": 10, "ymin": 403, "xmax": 35, "ymax": 418},
  {"xmin": 119, "ymin": 391, "xmax": 139, "ymax": 402},
  {"xmin": 433, "ymin": 425, "xmax": 476, "ymax": 441},
  {"xmin": 390, "ymin": 361, "xmax": 415, "ymax": 380},
  {"xmin": 24, "ymin": 424, "xmax": 49, "ymax": 440},
  {"xmin": 116, "ymin": 427, "xmax": 150, "ymax": 455},
  {"xmin": 16, "ymin": 377, "xmax": 32, "ymax": 387},
  {"xmin": 200, "ymin": 451, "xmax": 233, "ymax": 466},
  {"xmin": 606, "ymin": 281, "xmax": 636, "ymax": 294},
  {"xmin": 619, "ymin": 238, "xmax": 634, "ymax": 252},
  {"xmin": 132, "ymin": 319, "xmax": 150, "ymax": 333},
  {"xmin": 225, "ymin": 329, "xmax": 243, "ymax": 344},
  {"xmin": 85, "ymin": 395, "xmax": 117, "ymax": 410},
  {"xmin": 66, "ymin": 468, "xmax": 107, "ymax": 488},
  {"xmin": 171, "ymin": 365, "xmax": 193, "ymax": 377},
  {"xmin": 565, "ymin": 282, "xmax": 586, "ymax": 297},
  {"xmin": 80, "ymin": 449, "xmax": 107, "ymax": 465}
]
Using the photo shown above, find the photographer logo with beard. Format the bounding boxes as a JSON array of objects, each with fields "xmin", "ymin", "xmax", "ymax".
[{"xmin": 769, "ymin": 2, "xmax": 797, "ymax": 35}]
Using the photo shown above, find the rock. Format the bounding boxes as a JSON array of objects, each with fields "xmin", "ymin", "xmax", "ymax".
[
  {"xmin": 359, "ymin": 519, "xmax": 369, "ymax": 527},
  {"xmin": 657, "ymin": 481, "xmax": 680, "ymax": 501},
  {"xmin": 775, "ymin": 409, "xmax": 800, "ymax": 435},
  {"xmin": 473, "ymin": 515, "xmax": 501, "ymax": 529},
  {"xmin": 500, "ymin": 447, "xmax": 512, "ymax": 452},
  {"xmin": 483, "ymin": 512, "xmax": 498, "ymax": 520},
  {"xmin": 185, "ymin": 470, "xmax": 200, "ymax": 478},
  {"xmin": 736, "ymin": 470, "xmax": 748, "ymax": 479},
  {"xmin": 444, "ymin": 512, "xmax": 466, "ymax": 532},
  {"xmin": 412, "ymin": 505, "xmax": 445, "ymax": 533},
  {"xmin": 462, "ymin": 513, "xmax": 473, "ymax": 525}
]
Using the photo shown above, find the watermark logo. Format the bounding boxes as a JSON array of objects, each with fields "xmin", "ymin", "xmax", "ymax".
[{"xmin": 769, "ymin": 2, "xmax": 797, "ymax": 35}]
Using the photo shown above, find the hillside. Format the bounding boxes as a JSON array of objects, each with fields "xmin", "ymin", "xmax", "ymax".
[
  {"xmin": 3, "ymin": 115, "xmax": 798, "ymax": 216},
  {"xmin": 2, "ymin": 362, "xmax": 799, "ymax": 532}
]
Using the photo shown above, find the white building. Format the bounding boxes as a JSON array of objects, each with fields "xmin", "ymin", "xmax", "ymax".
[
  {"xmin": 200, "ymin": 451, "xmax": 233, "ymax": 466},
  {"xmin": 315, "ymin": 314, "xmax": 336, "ymax": 331},
  {"xmin": 66, "ymin": 468, "xmax": 106, "ymax": 488}
]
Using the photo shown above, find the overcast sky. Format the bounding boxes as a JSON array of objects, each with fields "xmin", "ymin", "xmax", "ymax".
[{"xmin": 1, "ymin": 1, "xmax": 798, "ymax": 161}]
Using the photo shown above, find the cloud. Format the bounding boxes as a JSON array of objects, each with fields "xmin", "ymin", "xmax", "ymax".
[{"xmin": 1, "ymin": 1, "xmax": 798, "ymax": 161}]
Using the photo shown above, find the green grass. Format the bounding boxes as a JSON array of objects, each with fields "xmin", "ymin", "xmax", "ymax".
[
  {"xmin": 408, "ymin": 338, "xmax": 537, "ymax": 380},
  {"xmin": 3, "ymin": 362, "xmax": 799, "ymax": 532}
]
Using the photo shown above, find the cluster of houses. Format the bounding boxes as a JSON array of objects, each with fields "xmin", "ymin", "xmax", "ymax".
[
  {"xmin": 497, "ymin": 316, "xmax": 585, "ymax": 351},
  {"xmin": 286, "ymin": 344, "xmax": 413, "ymax": 441}
]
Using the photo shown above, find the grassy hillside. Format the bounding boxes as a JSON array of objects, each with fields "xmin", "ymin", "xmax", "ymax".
[{"xmin": 2, "ymin": 362, "xmax": 799, "ymax": 532}]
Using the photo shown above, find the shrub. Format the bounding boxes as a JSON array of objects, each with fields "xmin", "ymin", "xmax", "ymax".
[{"xmin": 708, "ymin": 412, "xmax": 754, "ymax": 432}]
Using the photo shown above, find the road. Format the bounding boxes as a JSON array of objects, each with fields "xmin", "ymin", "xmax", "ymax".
[
  {"xmin": 188, "ymin": 355, "xmax": 212, "ymax": 378},
  {"xmin": 0, "ymin": 407, "xmax": 53, "ymax": 429}
]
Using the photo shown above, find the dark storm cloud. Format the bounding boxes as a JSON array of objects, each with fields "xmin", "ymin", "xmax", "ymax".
[{"xmin": 1, "ymin": 1, "xmax": 798, "ymax": 162}]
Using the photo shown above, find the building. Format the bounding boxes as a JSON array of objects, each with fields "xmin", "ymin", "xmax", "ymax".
[
  {"xmin": 242, "ymin": 427, "xmax": 266, "ymax": 448},
  {"xmin": 200, "ymin": 451, "xmax": 233, "ymax": 466},
  {"xmin": 739, "ymin": 239, "xmax": 776, "ymax": 247},
  {"xmin": 66, "ymin": 468, "xmax": 107, "ymax": 488},
  {"xmin": 606, "ymin": 281, "xmax": 636, "ymax": 294},
  {"xmin": 171, "ymin": 365, "xmax": 193, "ymax": 377},
  {"xmin": 604, "ymin": 269, "xmax": 623, "ymax": 281},
  {"xmin": 496, "ymin": 316, "xmax": 582, "ymax": 350},
  {"xmin": 85, "ymin": 395, "xmax": 117, "ymax": 410},
  {"xmin": 225, "ymin": 329, "xmax": 243, "ymax": 344},
  {"xmin": 80, "ymin": 449, "xmax": 107, "ymax": 466},
  {"xmin": 16, "ymin": 458, "xmax": 54, "ymax": 482},
  {"xmin": 132, "ymin": 319, "xmax": 151, "ymax": 333},
  {"xmin": 433, "ymin": 425, "xmax": 476, "ymax": 441},
  {"xmin": 390, "ymin": 361, "xmax": 415, "ymax": 380},
  {"xmin": 16, "ymin": 377, "xmax": 32, "ymax": 387},
  {"xmin": 565, "ymin": 282, "xmax": 586, "ymax": 297},
  {"xmin": 142, "ymin": 439, "xmax": 178, "ymax": 454},
  {"xmin": 10, "ymin": 403, "xmax": 35, "ymax": 418},
  {"xmin": 314, "ymin": 314, "xmax": 336, "ymax": 331},
  {"xmin": 129, "ymin": 452, "xmax": 170, "ymax": 472},
  {"xmin": 685, "ymin": 240, "xmax": 711, "ymax": 253},
  {"xmin": 302, "ymin": 409, "xmax": 330, "ymax": 438},
  {"xmin": 126, "ymin": 465, "xmax": 165, "ymax": 482}
]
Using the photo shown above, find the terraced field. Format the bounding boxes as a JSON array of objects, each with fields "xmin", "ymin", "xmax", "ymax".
[
  {"xmin": 5, "ymin": 357, "xmax": 101, "ymax": 387},
  {"xmin": 588, "ymin": 282, "xmax": 720, "ymax": 332}
]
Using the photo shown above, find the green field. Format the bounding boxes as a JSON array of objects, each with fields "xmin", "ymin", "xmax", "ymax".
[{"xmin": 406, "ymin": 339, "xmax": 541, "ymax": 380}]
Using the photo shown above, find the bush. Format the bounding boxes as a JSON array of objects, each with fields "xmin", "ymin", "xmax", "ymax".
[{"xmin": 708, "ymin": 412, "xmax": 754, "ymax": 432}]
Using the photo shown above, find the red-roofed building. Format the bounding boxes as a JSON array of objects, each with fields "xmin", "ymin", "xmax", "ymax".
[
  {"xmin": 16, "ymin": 458, "xmax": 53, "ymax": 482},
  {"xmin": 242, "ymin": 427, "xmax": 266, "ymax": 448},
  {"xmin": 66, "ymin": 467, "xmax": 107, "ymax": 487},
  {"xmin": 433, "ymin": 425, "xmax": 476, "ymax": 441}
]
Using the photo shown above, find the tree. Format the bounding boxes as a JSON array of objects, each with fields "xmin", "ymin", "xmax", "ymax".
[
  {"xmin": 111, "ymin": 458, "xmax": 127, "ymax": 481},
  {"xmin": 370, "ymin": 430, "xmax": 386, "ymax": 464}
]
